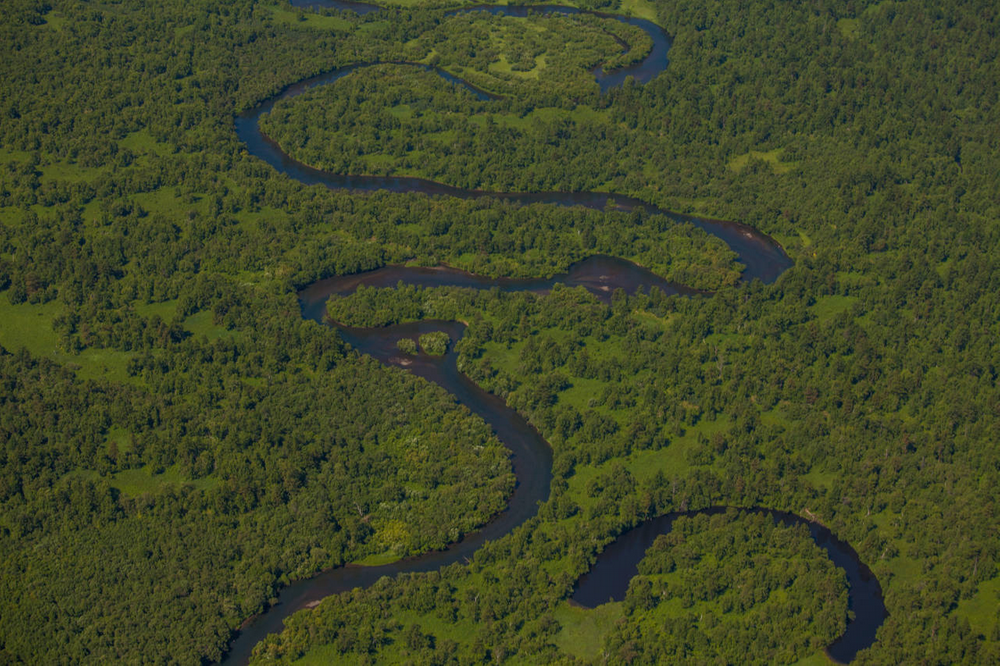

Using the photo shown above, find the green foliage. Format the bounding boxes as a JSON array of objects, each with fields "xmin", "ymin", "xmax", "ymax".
[
  {"xmin": 606, "ymin": 510, "xmax": 848, "ymax": 664},
  {"xmin": 396, "ymin": 337, "xmax": 418, "ymax": 355},
  {"xmin": 552, "ymin": 601, "xmax": 624, "ymax": 659},
  {"xmin": 419, "ymin": 330, "xmax": 450, "ymax": 356},
  {"xmin": 2, "ymin": 0, "xmax": 1000, "ymax": 664}
]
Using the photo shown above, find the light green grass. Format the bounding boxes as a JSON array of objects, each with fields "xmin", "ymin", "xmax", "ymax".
[
  {"xmin": 350, "ymin": 550, "xmax": 403, "ymax": 566},
  {"xmin": 424, "ymin": 128, "xmax": 459, "ymax": 144},
  {"xmin": 294, "ymin": 646, "xmax": 356, "ymax": 666},
  {"xmin": 41, "ymin": 11, "xmax": 68, "ymax": 30},
  {"xmin": 132, "ymin": 188, "xmax": 207, "ymax": 219},
  {"xmin": 792, "ymin": 650, "xmax": 835, "ymax": 666},
  {"xmin": 0, "ymin": 299, "xmax": 135, "ymax": 381},
  {"xmin": 65, "ymin": 465, "xmax": 217, "ymax": 496},
  {"xmin": 493, "ymin": 104, "xmax": 606, "ymax": 131},
  {"xmin": 728, "ymin": 149, "xmax": 796, "ymax": 175},
  {"xmin": 558, "ymin": 376, "xmax": 607, "ymax": 413},
  {"xmin": 103, "ymin": 426, "xmax": 133, "ymax": 453},
  {"xmin": 801, "ymin": 466, "xmax": 836, "ymax": 491},
  {"xmin": 39, "ymin": 161, "xmax": 103, "ymax": 183},
  {"xmin": 111, "ymin": 464, "xmax": 218, "ymax": 496},
  {"xmin": 388, "ymin": 103, "xmax": 414, "ymax": 120},
  {"xmin": 0, "ymin": 299, "xmax": 62, "ymax": 353},
  {"xmin": 67, "ymin": 348, "xmax": 135, "ymax": 382},
  {"xmin": 565, "ymin": 417, "xmax": 731, "ymax": 512},
  {"xmin": 632, "ymin": 309, "xmax": 678, "ymax": 331},
  {"xmin": 372, "ymin": 0, "xmax": 441, "ymax": 7},
  {"xmin": 0, "ymin": 147, "xmax": 33, "ymax": 163},
  {"xmin": 489, "ymin": 53, "xmax": 546, "ymax": 79},
  {"xmin": 773, "ymin": 229, "xmax": 813, "ymax": 252},
  {"xmin": 955, "ymin": 567, "xmax": 1000, "ymax": 635},
  {"xmin": 295, "ymin": 608, "xmax": 479, "ymax": 664},
  {"xmin": 553, "ymin": 601, "xmax": 624, "ymax": 659},
  {"xmin": 182, "ymin": 310, "xmax": 238, "ymax": 340},
  {"xmin": 837, "ymin": 18, "xmax": 860, "ymax": 40},
  {"xmin": 877, "ymin": 554, "xmax": 922, "ymax": 591},
  {"xmin": 625, "ymin": 416, "xmax": 730, "ymax": 481},
  {"xmin": 618, "ymin": 0, "xmax": 659, "ymax": 23},
  {"xmin": 356, "ymin": 20, "xmax": 390, "ymax": 35},
  {"xmin": 119, "ymin": 129, "xmax": 175, "ymax": 157},
  {"xmin": 362, "ymin": 153, "xmax": 401, "ymax": 169},
  {"xmin": 135, "ymin": 299, "xmax": 179, "ymax": 322},
  {"xmin": 809, "ymin": 295, "xmax": 858, "ymax": 322},
  {"xmin": 269, "ymin": 6, "xmax": 351, "ymax": 31}
]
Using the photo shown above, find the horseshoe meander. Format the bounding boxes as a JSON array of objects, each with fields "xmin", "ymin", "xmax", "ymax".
[{"xmin": 222, "ymin": 3, "xmax": 886, "ymax": 664}]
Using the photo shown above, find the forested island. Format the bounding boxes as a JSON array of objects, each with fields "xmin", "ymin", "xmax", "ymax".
[{"xmin": 1, "ymin": 0, "xmax": 999, "ymax": 664}]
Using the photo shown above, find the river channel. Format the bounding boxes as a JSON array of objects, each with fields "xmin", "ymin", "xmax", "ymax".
[{"xmin": 222, "ymin": 3, "xmax": 883, "ymax": 663}]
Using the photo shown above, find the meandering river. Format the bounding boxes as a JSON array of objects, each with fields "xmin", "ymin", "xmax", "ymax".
[{"xmin": 222, "ymin": 3, "xmax": 884, "ymax": 664}]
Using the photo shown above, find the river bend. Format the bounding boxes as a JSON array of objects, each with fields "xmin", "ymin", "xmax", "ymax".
[{"xmin": 222, "ymin": 3, "xmax": 883, "ymax": 664}]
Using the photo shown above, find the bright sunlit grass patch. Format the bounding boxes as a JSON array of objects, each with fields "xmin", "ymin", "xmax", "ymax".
[
  {"xmin": 728, "ymin": 149, "xmax": 797, "ymax": 175},
  {"xmin": 269, "ymin": 5, "xmax": 351, "ymax": 31},
  {"xmin": 618, "ymin": 0, "xmax": 659, "ymax": 23},
  {"xmin": 552, "ymin": 601, "xmax": 624, "ymax": 659}
]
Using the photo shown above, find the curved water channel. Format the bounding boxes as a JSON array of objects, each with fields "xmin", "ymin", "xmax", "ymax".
[{"xmin": 223, "ymin": 3, "xmax": 884, "ymax": 664}]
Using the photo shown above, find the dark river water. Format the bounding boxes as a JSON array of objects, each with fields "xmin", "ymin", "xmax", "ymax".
[
  {"xmin": 222, "ymin": 3, "xmax": 883, "ymax": 664},
  {"xmin": 235, "ymin": 3, "xmax": 792, "ymax": 283},
  {"xmin": 571, "ymin": 507, "xmax": 886, "ymax": 664}
]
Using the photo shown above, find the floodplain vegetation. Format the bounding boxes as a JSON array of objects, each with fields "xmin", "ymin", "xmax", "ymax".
[{"xmin": 0, "ymin": 0, "xmax": 999, "ymax": 664}]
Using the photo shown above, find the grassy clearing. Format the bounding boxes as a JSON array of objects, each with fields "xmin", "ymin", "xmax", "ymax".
[
  {"xmin": 559, "ymin": 376, "xmax": 610, "ymax": 413},
  {"xmin": 773, "ymin": 229, "xmax": 813, "ymax": 254},
  {"xmin": 356, "ymin": 19, "xmax": 390, "ymax": 35},
  {"xmin": 801, "ymin": 466, "xmax": 836, "ymax": 491},
  {"xmin": 294, "ymin": 646, "xmax": 356, "ymax": 665},
  {"xmin": 182, "ymin": 310, "xmax": 239, "ymax": 340},
  {"xmin": 728, "ymin": 149, "xmax": 797, "ymax": 175},
  {"xmin": 809, "ymin": 295, "xmax": 858, "ymax": 322},
  {"xmin": 119, "ymin": 129, "xmax": 175, "ymax": 157},
  {"xmin": 375, "ymin": 0, "xmax": 430, "ymax": 7},
  {"xmin": 618, "ymin": 0, "xmax": 659, "ymax": 23},
  {"xmin": 626, "ymin": 416, "xmax": 730, "ymax": 481},
  {"xmin": 873, "ymin": 553, "xmax": 923, "ymax": 594},
  {"xmin": 103, "ymin": 426, "xmax": 133, "ymax": 453},
  {"xmin": 792, "ymin": 650, "xmax": 835, "ymax": 666},
  {"xmin": 489, "ymin": 53, "xmax": 546, "ymax": 79},
  {"xmin": 135, "ymin": 299, "xmax": 179, "ymax": 322},
  {"xmin": 350, "ymin": 550, "xmax": 404, "ymax": 566},
  {"xmin": 65, "ymin": 465, "xmax": 217, "ymax": 496},
  {"xmin": 41, "ymin": 11, "xmax": 68, "ymax": 30},
  {"xmin": 0, "ymin": 299, "xmax": 62, "ymax": 353},
  {"xmin": 66, "ymin": 348, "xmax": 135, "ymax": 383},
  {"xmin": 0, "ymin": 298, "xmax": 135, "ymax": 382},
  {"xmin": 837, "ymin": 17, "xmax": 860, "ymax": 40},
  {"xmin": 552, "ymin": 601, "xmax": 624, "ymax": 659},
  {"xmin": 111, "ymin": 464, "xmax": 219, "ymax": 496},
  {"xmin": 955, "ymin": 567, "xmax": 1000, "ymax": 635},
  {"xmin": 39, "ymin": 160, "xmax": 104, "ymax": 183},
  {"xmin": 665, "ymin": 196, "xmax": 716, "ymax": 215},
  {"xmin": 563, "ymin": 417, "xmax": 731, "ymax": 515},
  {"xmin": 491, "ymin": 104, "xmax": 606, "ymax": 131},
  {"xmin": 269, "ymin": 6, "xmax": 351, "ymax": 31},
  {"xmin": 132, "ymin": 188, "xmax": 207, "ymax": 220},
  {"xmin": 296, "ymin": 608, "xmax": 479, "ymax": 664},
  {"xmin": 0, "ymin": 147, "xmax": 33, "ymax": 163}
]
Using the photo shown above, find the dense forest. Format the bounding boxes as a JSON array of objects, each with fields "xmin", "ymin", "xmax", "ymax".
[{"xmin": 1, "ymin": 0, "xmax": 999, "ymax": 664}]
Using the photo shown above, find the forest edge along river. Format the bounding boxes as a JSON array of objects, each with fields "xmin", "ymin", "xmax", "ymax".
[
  {"xmin": 236, "ymin": 2, "xmax": 791, "ymax": 283},
  {"xmin": 223, "ymin": 2, "xmax": 884, "ymax": 664}
]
